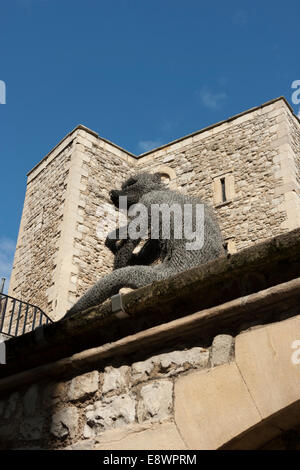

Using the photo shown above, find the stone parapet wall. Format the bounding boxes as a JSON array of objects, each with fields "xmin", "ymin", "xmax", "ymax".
[
  {"xmin": 2, "ymin": 230, "xmax": 300, "ymax": 449},
  {"xmin": 0, "ymin": 334, "xmax": 234, "ymax": 449},
  {"xmin": 0, "ymin": 311, "xmax": 299, "ymax": 450}
]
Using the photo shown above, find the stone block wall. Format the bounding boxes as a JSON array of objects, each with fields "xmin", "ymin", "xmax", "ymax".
[
  {"xmin": 70, "ymin": 130, "xmax": 135, "ymax": 308},
  {"xmin": 138, "ymin": 99, "xmax": 296, "ymax": 250},
  {"xmin": 8, "ymin": 139, "xmax": 73, "ymax": 314},
  {"xmin": 0, "ymin": 311, "xmax": 299, "ymax": 449},
  {"xmin": 8, "ymin": 98, "xmax": 300, "ymax": 319},
  {"xmin": 288, "ymin": 111, "xmax": 300, "ymax": 187},
  {"xmin": 9, "ymin": 128, "xmax": 135, "ymax": 319}
]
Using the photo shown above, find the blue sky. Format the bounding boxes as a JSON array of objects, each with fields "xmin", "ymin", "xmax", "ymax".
[{"xmin": 0, "ymin": 0, "xmax": 300, "ymax": 290}]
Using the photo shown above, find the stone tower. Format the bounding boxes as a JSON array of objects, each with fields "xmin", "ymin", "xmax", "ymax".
[{"xmin": 8, "ymin": 97, "xmax": 300, "ymax": 319}]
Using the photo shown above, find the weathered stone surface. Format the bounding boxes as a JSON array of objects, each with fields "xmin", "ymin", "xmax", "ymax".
[
  {"xmin": 68, "ymin": 370, "xmax": 99, "ymax": 401},
  {"xmin": 9, "ymin": 141, "xmax": 73, "ymax": 318},
  {"xmin": 132, "ymin": 347, "xmax": 209, "ymax": 382},
  {"xmin": 137, "ymin": 380, "xmax": 173, "ymax": 422},
  {"xmin": 102, "ymin": 366, "xmax": 129, "ymax": 394},
  {"xmin": 131, "ymin": 360, "xmax": 153, "ymax": 380},
  {"xmin": 83, "ymin": 424, "xmax": 96, "ymax": 439},
  {"xmin": 85, "ymin": 394, "xmax": 136, "ymax": 434},
  {"xmin": 20, "ymin": 417, "xmax": 44, "ymax": 441},
  {"xmin": 94, "ymin": 421, "xmax": 187, "ymax": 450},
  {"xmin": 174, "ymin": 363, "xmax": 261, "ymax": 449},
  {"xmin": 235, "ymin": 315, "xmax": 300, "ymax": 418},
  {"xmin": 1, "ymin": 310, "xmax": 300, "ymax": 450},
  {"xmin": 43, "ymin": 382, "xmax": 66, "ymax": 408},
  {"xmin": 211, "ymin": 334, "xmax": 233, "ymax": 366},
  {"xmin": 23, "ymin": 385, "xmax": 39, "ymax": 416},
  {"xmin": 51, "ymin": 406, "xmax": 79, "ymax": 439}
]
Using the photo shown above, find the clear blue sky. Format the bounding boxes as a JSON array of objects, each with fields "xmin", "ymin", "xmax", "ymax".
[{"xmin": 1, "ymin": 0, "xmax": 300, "ymax": 289}]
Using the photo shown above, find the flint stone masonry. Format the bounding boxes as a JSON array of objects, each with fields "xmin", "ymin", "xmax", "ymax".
[
  {"xmin": 137, "ymin": 380, "xmax": 173, "ymax": 422},
  {"xmin": 131, "ymin": 347, "xmax": 209, "ymax": 382},
  {"xmin": 8, "ymin": 98, "xmax": 300, "ymax": 319},
  {"xmin": 0, "ymin": 335, "xmax": 232, "ymax": 449},
  {"xmin": 102, "ymin": 366, "xmax": 130, "ymax": 395},
  {"xmin": 85, "ymin": 394, "xmax": 136, "ymax": 434},
  {"xmin": 51, "ymin": 406, "xmax": 79, "ymax": 439},
  {"xmin": 1, "ymin": 311, "xmax": 299, "ymax": 449},
  {"xmin": 68, "ymin": 371, "xmax": 99, "ymax": 401}
]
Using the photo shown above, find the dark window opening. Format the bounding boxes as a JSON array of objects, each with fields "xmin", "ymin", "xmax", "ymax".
[
  {"xmin": 220, "ymin": 177, "xmax": 226, "ymax": 202},
  {"xmin": 223, "ymin": 242, "xmax": 228, "ymax": 254}
]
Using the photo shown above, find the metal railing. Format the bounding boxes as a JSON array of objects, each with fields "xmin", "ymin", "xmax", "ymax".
[{"xmin": 0, "ymin": 293, "xmax": 52, "ymax": 337}]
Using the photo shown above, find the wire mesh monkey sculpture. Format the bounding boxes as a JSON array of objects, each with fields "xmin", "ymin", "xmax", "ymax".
[{"xmin": 63, "ymin": 172, "xmax": 225, "ymax": 318}]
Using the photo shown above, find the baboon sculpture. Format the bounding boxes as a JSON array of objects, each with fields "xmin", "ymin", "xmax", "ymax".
[{"xmin": 63, "ymin": 172, "xmax": 224, "ymax": 317}]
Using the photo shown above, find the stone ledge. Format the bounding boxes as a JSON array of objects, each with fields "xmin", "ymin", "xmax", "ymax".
[
  {"xmin": 0, "ymin": 276, "xmax": 299, "ymax": 398},
  {"xmin": 2, "ymin": 227, "xmax": 300, "ymax": 380},
  {"xmin": 1, "ymin": 314, "xmax": 299, "ymax": 449}
]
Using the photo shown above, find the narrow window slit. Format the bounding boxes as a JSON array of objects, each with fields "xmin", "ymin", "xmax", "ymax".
[{"xmin": 220, "ymin": 177, "xmax": 226, "ymax": 202}]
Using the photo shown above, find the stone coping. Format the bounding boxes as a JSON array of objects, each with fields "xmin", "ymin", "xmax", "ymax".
[
  {"xmin": 2, "ymin": 227, "xmax": 300, "ymax": 382},
  {"xmin": 137, "ymin": 96, "xmax": 298, "ymax": 157},
  {"xmin": 27, "ymin": 124, "xmax": 136, "ymax": 177}
]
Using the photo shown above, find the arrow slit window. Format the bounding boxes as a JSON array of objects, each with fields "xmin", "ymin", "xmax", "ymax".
[{"xmin": 213, "ymin": 173, "xmax": 235, "ymax": 205}]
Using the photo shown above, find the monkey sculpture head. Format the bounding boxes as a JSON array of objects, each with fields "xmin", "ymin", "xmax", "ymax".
[{"xmin": 109, "ymin": 172, "xmax": 165, "ymax": 209}]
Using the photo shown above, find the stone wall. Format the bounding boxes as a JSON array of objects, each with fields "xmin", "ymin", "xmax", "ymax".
[
  {"xmin": 138, "ymin": 100, "xmax": 291, "ymax": 250},
  {"xmin": 9, "ymin": 128, "xmax": 135, "ymax": 320},
  {"xmin": 69, "ymin": 130, "xmax": 135, "ymax": 307},
  {"xmin": 0, "ymin": 311, "xmax": 300, "ymax": 450},
  {"xmin": 8, "ymin": 140, "xmax": 73, "ymax": 315},
  {"xmin": 287, "ymin": 111, "xmax": 300, "ymax": 188},
  {"xmin": 0, "ymin": 334, "xmax": 234, "ymax": 449}
]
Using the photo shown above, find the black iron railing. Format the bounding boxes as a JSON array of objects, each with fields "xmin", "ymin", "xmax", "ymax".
[{"xmin": 0, "ymin": 293, "xmax": 52, "ymax": 337}]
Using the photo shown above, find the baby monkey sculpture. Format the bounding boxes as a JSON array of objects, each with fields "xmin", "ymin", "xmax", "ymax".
[{"xmin": 64, "ymin": 172, "xmax": 224, "ymax": 317}]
